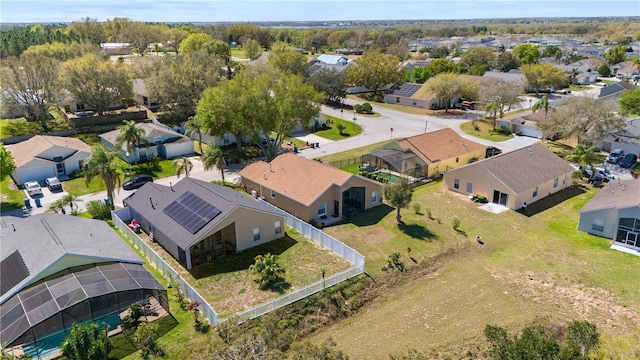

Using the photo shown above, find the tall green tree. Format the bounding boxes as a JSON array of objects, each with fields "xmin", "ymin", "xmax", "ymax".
[
  {"xmin": 482, "ymin": 101, "xmax": 500, "ymax": 129},
  {"xmin": 531, "ymin": 95, "xmax": 550, "ymax": 121},
  {"xmin": 63, "ymin": 54, "xmax": 132, "ymax": 115},
  {"xmin": 115, "ymin": 120, "xmax": 145, "ymax": 161},
  {"xmin": 146, "ymin": 51, "xmax": 224, "ymax": 120},
  {"xmin": 163, "ymin": 27, "xmax": 190, "ymax": 53},
  {"xmin": 116, "ymin": 21, "xmax": 158, "ymax": 56},
  {"xmin": 243, "ymin": 38, "xmax": 262, "ymax": 60},
  {"xmin": 178, "ymin": 33, "xmax": 214, "ymax": 53},
  {"xmin": 269, "ymin": 48, "xmax": 308, "ymax": 77},
  {"xmin": 424, "ymin": 73, "xmax": 479, "ymax": 112},
  {"xmin": 520, "ymin": 63, "xmax": 568, "ymax": 94},
  {"xmin": 250, "ymin": 253, "xmax": 286, "ymax": 289},
  {"xmin": 84, "ymin": 146, "xmax": 121, "ymax": 210},
  {"xmin": 513, "ymin": 43, "xmax": 540, "ymax": 65},
  {"xmin": 307, "ymin": 67, "xmax": 347, "ymax": 103},
  {"xmin": 494, "ymin": 51, "xmax": 519, "ymax": 72},
  {"xmin": 565, "ymin": 145, "xmax": 602, "ymax": 173},
  {"xmin": 383, "ymin": 178, "xmax": 413, "ymax": 224},
  {"xmin": 480, "ymin": 81, "xmax": 524, "ymax": 119},
  {"xmin": 604, "ymin": 44, "xmax": 628, "ymax": 65},
  {"xmin": 185, "ymin": 116, "xmax": 204, "ymax": 153},
  {"xmin": 403, "ymin": 66, "xmax": 432, "ymax": 84},
  {"xmin": 459, "ymin": 47, "xmax": 495, "ymax": 72},
  {"xmin": 562, "ymin": 320, "xmax": 599, "ymax": 357},
  {"xmin": 619, "ymin": 87, "xmax": 640, "ymax": 115},
  {"xmin": 173, "ymin": 156, "xmax": 193, "ymax": 178},
  {"xmin": 62, "ymin": 193, "xmax": 83, "ymax": 212},
  {"xmin": 345, "ymin": 53, "xmax": 403, "ymax": 100},
  {"xmin": 541, "ymin": 45, "xmax": 562, "ymax": 59},
  {"xmin": 426, "ymin": 58, "xmax": 458, "ymax": 76},
  {"xmin": 67, "ymin": 17, "xmax": 107, "ymax": 43},
  {"xmin": 0, "ymin": 143, "xmax": 17, "ymax": 182},
  {"xmin": 1, "ymin": 53, "xmax": 61, "ymax": 129},
  {"xmin": 61, "ymin": 322, "xmax": 112, "ymax": 360},
  {"xmin": 201, "ymin": 142, "xmax": 226, "ymax": 181}
]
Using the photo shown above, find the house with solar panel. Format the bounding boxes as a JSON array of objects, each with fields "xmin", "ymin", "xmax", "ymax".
[
  {"xmin": 121, "ymin": 177, "xmax": 285, "ymax": 269},
  {"xmin": 384, "ymin": 82, "xmax": 445, "ymax": 110},
  {"xmin": 0, "ymin": 214, "xmax": 168, "ymax": 359}
]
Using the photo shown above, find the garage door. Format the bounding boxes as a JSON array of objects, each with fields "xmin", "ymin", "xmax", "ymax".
[
  {"xmin": 521, "ymin": 126, "xmax": 542, "ymax": 139},
  {"xmin": 17, "ymin": 166, "xmax": 55, "ymax": 184}
]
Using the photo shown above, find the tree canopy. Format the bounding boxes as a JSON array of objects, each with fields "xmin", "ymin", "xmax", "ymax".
[
  {"xmin": 0, "ymin": 143, "xmax": 16, "ymax": 182},
  {"xmin": 459, "ymin": 47, "xmax": 495, "ymax": 72},
  {"xmin": 383, "ymin": 178, "xmax": 413, "ymax": 223},
  {"xmin": 494, "ymin": 51, "xmax": 519, "ymax": 72},
  {"xmin": 84, "ymin": 146, "xmax": 121, "ymax": 209},
  {"xmin": 520, "ymin": 63, "xmax": 568, "ymax": 94},
  {"xmin": 426, "ymin": 58, "xmax": 458, "ymax": 76},
  {"xmin": 61, "ymin": 322, "xmax": 112, "ymax": 360},
  {"xmin": 178, "ymin": 32, "xmax": 214, "ymax": 53},
  {"xmin": 619, "ymin": 87, "xmax": 640, "ymax": 115},
  {"xmin": 307, "ymin": 67, "xmax": 347, "ymax": 104},
  {"xmin": 63, "ymin": 53, "xmax": 132, "ymax": 115},
  {"xmin": 604, "ymin": 44, "xmax": 627, "ymax": 65},
  {"xmin": 513, "ymin": 43, "xmax": 540, "ymax": 65},
  {"xmin": 424, "ymin": 72, "xmax": 479, "ymax": 112},
  {"xmin": 344, "ymin": 53, "xmax": 403, "ymax": 99},
  {"xmin": 243, "ymin": 38, "xmax": 263, "ymax": 60},
  {"xmin": 479, "ymin": 81, "xmax": 524, "ymax": 119},
  {"xmin": 268, "ymin": 48, "xmax": 308, "ymax": 77}
]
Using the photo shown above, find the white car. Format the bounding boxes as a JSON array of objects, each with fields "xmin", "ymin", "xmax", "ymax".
[{"xmin": 24, "ymin": 181, "xmax": 43, "ymax": 196}]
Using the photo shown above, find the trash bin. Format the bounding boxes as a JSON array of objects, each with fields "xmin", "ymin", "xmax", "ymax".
[
  {"xmin": 104, "ymin": 197, "xmax": 110, "ymax": 206},
  {"xmin": 315, "ymin": 142, "xmax": 320, "ymax": 148},
  {"xmin": 293, "ymin": 146, "xmax": 298, "ymax": 154},
  {"xmin": 24, "ymin": 198, "xmax": 31, "ymax": 209},
  {"xmin": 34, "ymin": 198, "xmax": 42, "ymax": 207}
]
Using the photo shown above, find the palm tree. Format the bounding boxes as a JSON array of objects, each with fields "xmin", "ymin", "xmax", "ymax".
[
  {"xmin": 115, "ymin": 120, "xmax": 145, "ymax": 163},
  {"xmin": 569, "ymin": 68, "xmax": 581, "ymax": 85},
  {"xmin": 201, "ymin": 142, "xmax": 226, "ymax": 181},
  {"xmin": 61, "ymin": 322, "xmax": 112, "ymax": 360},
  {"xmin": 62, "ymin": 193, "xmax": 83, "ymax": 212},
  {"xmin": 483, "ymin": 101, "xmax": 499, "ymax": 129},
  {"xmin": 173, "ymin": 156, "xmax": 193, "ymax": 178},
  {"xmin": 185, "ymin": 116, "xmax": 203, "ymax": 153},
  {"xmin": 250, "ymin": 253, "xmax": 286, "ymax": 288},
  {"xmin": 46, "ymin": 199, "xmax": 66, "ymax": 214},
  {"xmin": 531, "ymin": 95, "xmax": 550, "ymax": 121},
  {"xmin": 85, "ymin": 146, "xmax": 121, "ymax": 210},
  {"xmin": 565, "ymin": 145, "xmax": 601, "ymax": 175}
]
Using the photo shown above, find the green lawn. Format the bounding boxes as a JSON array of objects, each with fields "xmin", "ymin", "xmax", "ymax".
[
  {"xmin": 137, "ymin": 228, "xmax": 351, "ymax": 318},
  {"xmin": 0, "ymin": 177, "xmax": 25, "ymax": 212},
  {"xmin": 314, "ymin": 116, "xmax": 362, "ymax": 140},
  {"xmin": 64, "ymin": 158, "xmax": 179, "ymax": 196},
  {"xmin": 312, "ymin": 182, "xmax": 640, "ymax": 358},
  {"xmin": 0, "ymin": 107, "xmax": 71, "ymax": 137},
  {"xmin": 318, "ymin": 141, "xmax": 389, "ymax": 164},
  {"xmin": 230, "ymin": 48, "xmax": 248, "ymax": 59},
  {"xmin": 460, "ymin": 119, "xmax": 512, "ymax": 142},
  {"xmin": 567, "ymin": 84, "xmax": 592, "ymax": 91}
]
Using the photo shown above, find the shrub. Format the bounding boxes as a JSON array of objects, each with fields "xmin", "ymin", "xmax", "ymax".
[
  {"xmin": 427, "ymin": 208, "xmax": 433, "ymax": 219},
  {"xmin": 452, "ymin": 218, "xmax": 461, "ymax": 230},
  {"xmin": 354, "ymin": 104, "xmax": 362, "ymax": 113},
  {"xmin": 382, "ymin": 252, "xmax": 406, "ymax": 272},
  {"xmin": 336, "ymin": 122, "xmax": 347, "ymax": 135},
  {"xmin": 86, "ymin": 200, "xmax": 111, "ymax": 220},
  {"xmin": 473, "ymin": 121, "xmax": 480, "ymax": 131},
  {"xmin": 412, "ymin": 203, "xmax": 422, "ymax": 214},
  {"xmin": 361, "ymin": 102, "xmax": 373, "ymax": 113}
]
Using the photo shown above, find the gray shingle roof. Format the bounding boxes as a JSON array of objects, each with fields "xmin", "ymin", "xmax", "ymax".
[
  {"xmin": 1, "ymin": 214, "xmax": 143, "ymax": 304},
  {"xmin": 475, "ymin": 143, "xmax": 575, "ymax": 194},
  {"xmin": 123, "ymin": 177, "xmax": 283, "ymax": 249},
  {"xmin": 579, "ymin": 179, "xmax": 640, "ymax": 213}
]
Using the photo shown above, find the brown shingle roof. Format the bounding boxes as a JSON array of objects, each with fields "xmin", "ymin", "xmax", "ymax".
[
  {"xmin": 579, "ymin": 179, "xmax": 640, "ymax": 213},
  {"xmin": 395, "ymin": 128, "xmax": 486, "ymax": 164},
  {"xmin": 100, "ymin": 123, "xmax": 180, "ymax": 148},
  {"xmin": 8, "ymin": 135, "xmax": 91, "ymax": 168},
  {"xmin": 239, "ymin": 153, "xmax": 353, "ymax": 206},
  {"xmin": 460, "ymin": 74, "xmax": 501, "ymax": 88},
  {"xmin": 474, "ymin": 143, "xmax": 574, "ymax": 194}
]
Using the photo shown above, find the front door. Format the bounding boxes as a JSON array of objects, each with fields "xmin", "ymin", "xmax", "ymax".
[
  {"xmin": 56, "ymin": 162, "xmax": 65, "ymax": 175},
  {"xmin": 466, "ymin": 182, "xmax": 473, "ymax": 194},
  {"xmin": 334, "ymin": 200, "xmax": 339, "ymax": 217}
]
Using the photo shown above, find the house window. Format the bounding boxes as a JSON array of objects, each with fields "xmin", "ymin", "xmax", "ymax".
[
  {"xmin": 412, "ymin": 101, "xmax": 417, "ymax": 106},
  {"xmin": 271, "ymin": 189, "xmax": 276, "ymax": 199},
  {"xmin": 318, "ymin": 202, "xmax": 327, "ymax": 217},
  {"xmin": 223, "ymin": 133, "xmax": 230, "ymax": 145},
  {"xmin": 396, "ymin": 97, "xmax": 400, "ymax": 103},
  {"xmin": 466, "ymin": 182, "xmax": 473, "ymax": 194},
  {"xmin": 454, "ymin": 179, "xmax": 460, "ymax": 189},
  {"xmin": 253, "ymin": 228, "xmax": 261, "ymax": 241},
  {"xmin": 455, "ymin": 157, "xmax": 459, "ymax": 163},
  {"xmin": 372, "ymin": 191, "xmax": 377, "ymax": 204},
  {"xmin": 592, "ymin": 219, "xmax": 605, "ymax": 232},
  {"xmin": 275, "ymin": 221, "xmax": 282, "ymax": 234},
  {"xmin": 533, "ymin": 186, "xmax": 538, "ymax": 198},
  {"xmin": 553, "ymin": 177, "xmax": 558, "ymax": 188},
  {"xmin": 143, "ymin": 96, "xmax": 149, "ymax": 106}
]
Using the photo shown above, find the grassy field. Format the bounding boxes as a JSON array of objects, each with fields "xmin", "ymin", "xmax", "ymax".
[
  {"xmin": 137, "ymin": 229, "xmax": 351, "ymax": 318},
  {"xmin": 0, "ymin": 177, "xmax": 25, "ymax": 212},
  {"xmin": 318, "ymin": 141, "xmax": 389, "ymax": 164},
  {"xmin": 460, "ymin": 119, "xmax": 513, "ymax": 142},
  {"xmin": 311, "ymin": 182, "xmax": 640, "ymax": 358},
  {"xmin": 315, "ymin": 116, "xmax": 362, "ymax": 140},
  {"xmin": 230, "ymin": 48, "xmax": 248, "ymax": 59}
]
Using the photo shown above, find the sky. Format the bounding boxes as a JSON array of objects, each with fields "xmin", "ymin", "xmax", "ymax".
[{"xmin": 1, "ymin": 0, "xmax": 638, "ymax": 23}]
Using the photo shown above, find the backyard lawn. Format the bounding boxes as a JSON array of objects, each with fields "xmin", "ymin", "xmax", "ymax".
[
  {"xmin": 312, "ymin": 182, "xmax": 640, "ymax": 358},
  {"xmin": 460, "ymin": 119, "xmax": 512, "ymax": 141},
  {"xmin": 314, "ymin": 116, "xmax": 362, "ymax": 140},
  {"xmin": 0, "ymin": 177, "xmax": 25, "ymax": 212},
  {"xmin": 137, "ymin": 228, "xmax": 351, "ymax": 318}
]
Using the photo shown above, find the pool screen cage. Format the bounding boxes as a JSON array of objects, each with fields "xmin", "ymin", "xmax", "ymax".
[
  {"xmin": 0, "ymin": 262, "xmax": 168, "ymax": 353},
  {"xmin": 361, "ymin": 149, "xmax": 427, "ymax": 181}
]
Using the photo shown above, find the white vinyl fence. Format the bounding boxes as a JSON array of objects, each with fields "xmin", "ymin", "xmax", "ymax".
[
  {"xmin": 112, "ymin": 208, "xmax": 219, "ymax": 325},
  {"xmin": 113, "ymin": 200, "xmax": 366, "ymax": 325}
]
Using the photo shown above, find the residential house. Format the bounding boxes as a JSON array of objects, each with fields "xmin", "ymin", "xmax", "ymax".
[
  {"xmin": 364, "ymin": 128, "xmax": 487, "ymax": 179},
  {"xmin": 598, "ymin": 117, "xmax": 640, "ymax": 155},
  {"xmin": 8, "ymin": 135, "xmax": 91, "ymax": 184},
  {"xmin": 100, "ymin": 42, "xmax": 133, "ymax": 55},
  {"xmin": 576, "ymin": 45, "xmax": 605, "ymax": 57},
  {"xmin": 402, "ymin": 59, "xmax": 432, "ymax": 73},
  {"xmin": 0, "ymin": 214, "xmax": 167, "ymax": 356},
  {"xmin": 316, "ymin": 54, "xmax": 349, "ymax": 65},
  {"xmin": 123, "ymin": 177, "xmax": 285, "ymax": 269},
  {"xmin": 133, "ymin": 79, "xmax": 159, "ymax": 110},
  {"xmin": 239, "ymin": 153, "xmax": 383, "ymax": 223},
  {"xmin": 100, "ymin": 122, "xmax": 194, "ymax": 163},
  {"xmin": 557, "ymin": 62, "xmax": 599, "ymax": 84},
  {"xmin": 578, "ymin": 179, "xmax": 640, "ymax": 253},
  {"xmin": 496, "ymin": 111, "xmax": 543, "ymax": 139},
  {"xmin": 384, "ymin": 82, "xmax": 443, "ymax": 110},
  {"xmin": 483, "ymin": 70, "xmax": 526, "ymax": 87},
  {"xmin": 334, "ymin": 48, "xmax": 363, "ymax": 55},
  {"xmin": 611, "ymin": 61, "xmax": 639, "ymax": 79},
  {"xmin": 443, "ymin": 143, "xmax": 574, "ymax": 209}
]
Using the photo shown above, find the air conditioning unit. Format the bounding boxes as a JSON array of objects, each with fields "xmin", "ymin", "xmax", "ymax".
[
  {"xmin": 251, "ymin": 190, "xmax": 258, "ymax": 198},
  {"xmin": 207, "ymin": 256, "xmax": 212, "ymax": 262}
]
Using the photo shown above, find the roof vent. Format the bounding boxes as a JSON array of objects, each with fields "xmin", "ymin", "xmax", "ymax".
[{"xmin": 149, "ymin": 196, "xmax": 155, "ymax": 209}]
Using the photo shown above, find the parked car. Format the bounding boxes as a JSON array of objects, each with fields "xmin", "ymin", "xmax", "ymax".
[
  {"xmin": 24, "ymin": 181, "xmax": 43, "ymax": 196},
  {"xmin": 619, "ymin": 154, "xmax": 638, "ymax": 168},
  {"xmin": 45, "ymin": 177, "xmax": 62, "ymax": 191},
  {"xmin": 486, "ymin": 146, "xmax": 502, "ymax": 157},
  {"xmin": 581, "ymin": 165, "xmax": 614, "ymax": 180},
  {"xmin": 123, "ymin": 175, "xmax": 153, "ymax": 190},
  {"xmin": 606, "ymin": 149, "xmax": 624, "ymax": 163}
]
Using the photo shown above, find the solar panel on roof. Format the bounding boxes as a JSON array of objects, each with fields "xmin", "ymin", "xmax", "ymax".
[
  {"xmin": 1, "ymin": 251, "xmax": 29, "ymax": 296},
  {"xmin": 163, "ymin": 191, "xmax": 221, "ymax": 234},
  {"xmin": 394, "ymin": 83, "xmax": 422, "ymax": 98}
]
